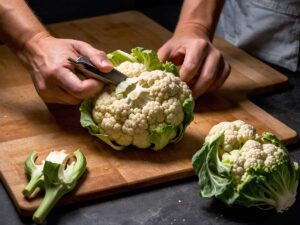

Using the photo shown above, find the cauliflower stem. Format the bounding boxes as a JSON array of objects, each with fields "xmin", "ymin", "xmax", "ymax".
[{"xmin": 23, "ymin": 150, "xmax": 87, "ymax": 224}]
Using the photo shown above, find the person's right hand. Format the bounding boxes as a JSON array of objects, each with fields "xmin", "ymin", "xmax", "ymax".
[
  {"xmin": 158, "ymin": 26, "xmax": 230, "ymax": 98},
  {"xmin": 19, "ymin": 33, "xmax": 113, "ymax": 105}
]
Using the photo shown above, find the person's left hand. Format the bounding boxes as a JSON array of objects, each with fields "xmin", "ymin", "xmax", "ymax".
[
  {"xmin": 19, "ymin": 34, "xmax": 112, "ymax": 104},
  {"xmin": 158, "ymin": 27, "xmax": 230, "ymax": 98}
]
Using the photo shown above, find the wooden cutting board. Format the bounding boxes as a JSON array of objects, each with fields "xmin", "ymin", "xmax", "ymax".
[{"xmin": 0, "ymin": 11, "xmax": 297, "ymax": 216}]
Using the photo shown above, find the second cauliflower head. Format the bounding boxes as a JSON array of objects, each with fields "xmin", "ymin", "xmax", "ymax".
[
  {"xmin": 192, "ymin": 120, "xmax": 299, "ymax": 213},
  {"xmin": 80, "ymin": 47, "xmax": 194, "ymax": 150}
]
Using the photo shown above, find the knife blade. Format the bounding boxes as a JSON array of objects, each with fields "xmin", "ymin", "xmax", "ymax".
[{"xmin": 68, "ymin": 56, "xmax": 127, "ymax": 85}]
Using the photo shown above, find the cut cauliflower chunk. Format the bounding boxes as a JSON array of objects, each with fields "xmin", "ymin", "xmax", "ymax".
[
  {"xmin": 206, "ymin": 120, "xmax": 259, "ymax": 152},
  {"xmin": 92, "ymin": 62, "xmax": 192, "ymax": 149}
]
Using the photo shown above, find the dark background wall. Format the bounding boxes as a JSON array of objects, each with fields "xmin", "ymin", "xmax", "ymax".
[{"xmin": 26, "ymin": 0, "xmax": 183, "ymax": 32}]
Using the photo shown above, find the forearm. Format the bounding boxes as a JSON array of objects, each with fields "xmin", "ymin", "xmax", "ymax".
[
  {"xmin": 176, "ymin": 0, "xmax": 224, "ymax": 40},
  {"xmin": 0, "ymin": 0, "xmax": 49, "ymax": 52}
]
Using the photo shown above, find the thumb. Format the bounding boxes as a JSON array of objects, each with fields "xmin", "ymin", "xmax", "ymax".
[{"xmin": 72, "ymin": 40, "xmax": 113, "ymax": 72}]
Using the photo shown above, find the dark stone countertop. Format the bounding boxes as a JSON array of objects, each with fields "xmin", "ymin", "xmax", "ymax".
[{"xmin": 1, "ymin": 4, "xmax": 300, "ymax": 225}]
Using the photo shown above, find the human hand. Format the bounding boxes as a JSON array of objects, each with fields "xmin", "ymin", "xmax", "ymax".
[
  {"xmin": 158, "ymin": 27, "xmax": 230, "ymax": 98},
  {"xmin": 19, "ymin": 33, "xmax": 112, "ymax": 104}
]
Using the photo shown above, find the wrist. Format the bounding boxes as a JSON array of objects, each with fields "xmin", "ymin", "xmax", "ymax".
[
  {"xmin": 175, "ymin": 22, "xmax": 212, "ymax": 41},
  {"xmin": 16, "ymin": 31, "xmax": 52, "ymax": 67},
  {"xmin": 22, "ymin": 31, "xmax": 51, "ymax": 55}
]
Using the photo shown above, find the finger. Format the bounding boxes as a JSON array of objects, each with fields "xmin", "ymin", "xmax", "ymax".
[
  {"xmin": 208, "ymin": 61, "xmax": 231, "ymax": 91},
  {"xmin": 191, "ymin": 50, "xmax": 222, "ymax": 98},
  {"xmin": 72, "ymin": 41, "xmax": 113, "ymax": 72},
  {"xmin": 179, "ymin": 40, "xmax": 209, "ymax": 83},
  {"xmin": 169, "ymin": 50, "xmax": 185, "ymax": 66},
  {"xmin": 55, "ymin": 68, "xmax": 105, "ymax": 99},
  {"xmin": 157, "ymin": 43, "xmax": 172, "ymax": 62}
]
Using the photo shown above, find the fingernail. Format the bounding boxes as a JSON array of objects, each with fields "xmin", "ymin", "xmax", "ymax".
[{"xmin": 101, "ymin": 60, "xmax": 112, "ymax": 67}]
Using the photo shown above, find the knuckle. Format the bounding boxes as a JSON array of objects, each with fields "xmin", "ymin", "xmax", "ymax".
[
  {"xmin": 97, "ymin": 51, "xmax": 107, "ymax": 58},
  {"xmin": 77, "ymin": 40, "xmax": 85, "ymax": 45},
  {"xmin": 42, "ymin": 66, "xmax": 59, "ymax": 80},
  {"xmin": 202, "ymin": 70, "xmax": 216, "ymax": 83},
  {"xmin": 185, "ymin": 61, "xmax": 198, "ymax": 70},
  {"xmin": 89, "ymin": 55, "xmax": 98, "ymax": 62},
  {"xmin": 71, "ymin": 85, "xmax": 86, "ymax": 98},
  {"xmin": 90, "ymin": 51, "xmax": 107, "ymax": 61},
  {"xmin": 205, "ymin": 74, "xmax": 215, "ymax": 84},
  {"xmin": 77, "ymin": 40, "xmax": 89, "ymax": 48},
  {"xmin": 38, "ymin": 83, "xmax": 48, "ymax": 93},
  {"xmin": 195, "ymin": 39, "xmax": 209, "ymax": 49}
]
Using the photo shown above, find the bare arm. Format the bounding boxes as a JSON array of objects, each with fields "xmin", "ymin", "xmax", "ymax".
[
  {"xmin": 0, "ymin": 0, "xmax": 48, "ymax": 51},
  {"xmin": 176, "ymin": 0, "xmax": 224, "ymax": 40},
  {"xmin": 0, "ymin": 0, "xmax": 112, "ymax": 104},
  {"xmin": 158, "ymin": 0, "xmax": 230, "ymax": 98}
]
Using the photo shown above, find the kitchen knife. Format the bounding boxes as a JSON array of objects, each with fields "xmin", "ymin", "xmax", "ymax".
[{"xmin": 68, "ymin": 56, "xmax": 127, "ymax": 85}]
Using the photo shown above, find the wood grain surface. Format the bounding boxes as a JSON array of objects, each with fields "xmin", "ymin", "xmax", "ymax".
[{"xmin": 0, "ymin": 11, "xmax": 297, "ymax": 215}]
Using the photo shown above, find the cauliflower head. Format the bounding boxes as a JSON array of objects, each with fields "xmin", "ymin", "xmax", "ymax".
[
  {"xmin": 80, "ymin": 47, "xmax": 194, "ymax": 150},
  {"xmin": 192, "ymin": 120, "xmax": 299, "ymax": 213}
]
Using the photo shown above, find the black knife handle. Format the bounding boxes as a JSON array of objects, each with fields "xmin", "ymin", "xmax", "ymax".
[{"xmin": 69, "ymin": 56, "xmax": 117, "ymax": 84}]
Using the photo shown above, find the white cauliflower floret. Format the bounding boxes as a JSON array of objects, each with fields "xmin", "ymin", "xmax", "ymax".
[
  {"xmin": 162, "ymin": 98, "xmax": 184, "ymax": 125},
  {"xmin": 92, "ymin": 62, "xmax": 192, "ymax": 149},
  {"xmin": 240, "ymin": 140, "xmax": 266, "ymax": 170},
  {"xmin": 206, "ymin": 120, "xmax": 259, "ymax": 152},
  {"xmin": 116, "ymin": 61, "xmax": 146, "ymax": 77},
  {"xmin": 142, "ymin": 101, "xmax": 165, "ymax": 125},
  {"xmin": 223, "ymin": 139, "xmax": 285, "ymax": 181},
  {"xmin": 263, "ymin": 144, "xmax": 284, "ymax": 167}
]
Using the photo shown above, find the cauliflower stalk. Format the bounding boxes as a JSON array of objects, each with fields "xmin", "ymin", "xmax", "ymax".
[
  {"xmin": 192, "ymin": 120, "xmax": 299, "ymax": 213},
  {"xmin": 23, "ymin": 150, "xmax": 87, "ymax": 224},
  {"xmin": 80, "ymin": 47, "xmax": 194, "ymax": 150}
]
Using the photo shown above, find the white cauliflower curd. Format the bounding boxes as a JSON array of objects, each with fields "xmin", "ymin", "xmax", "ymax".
[
  {"xmin": 205, "ymin": 120, "xmax": 259, "ymax": 152},
  {"xmin": 80, "ymin": 47, "xmax": 194, "ymax": 150}
]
